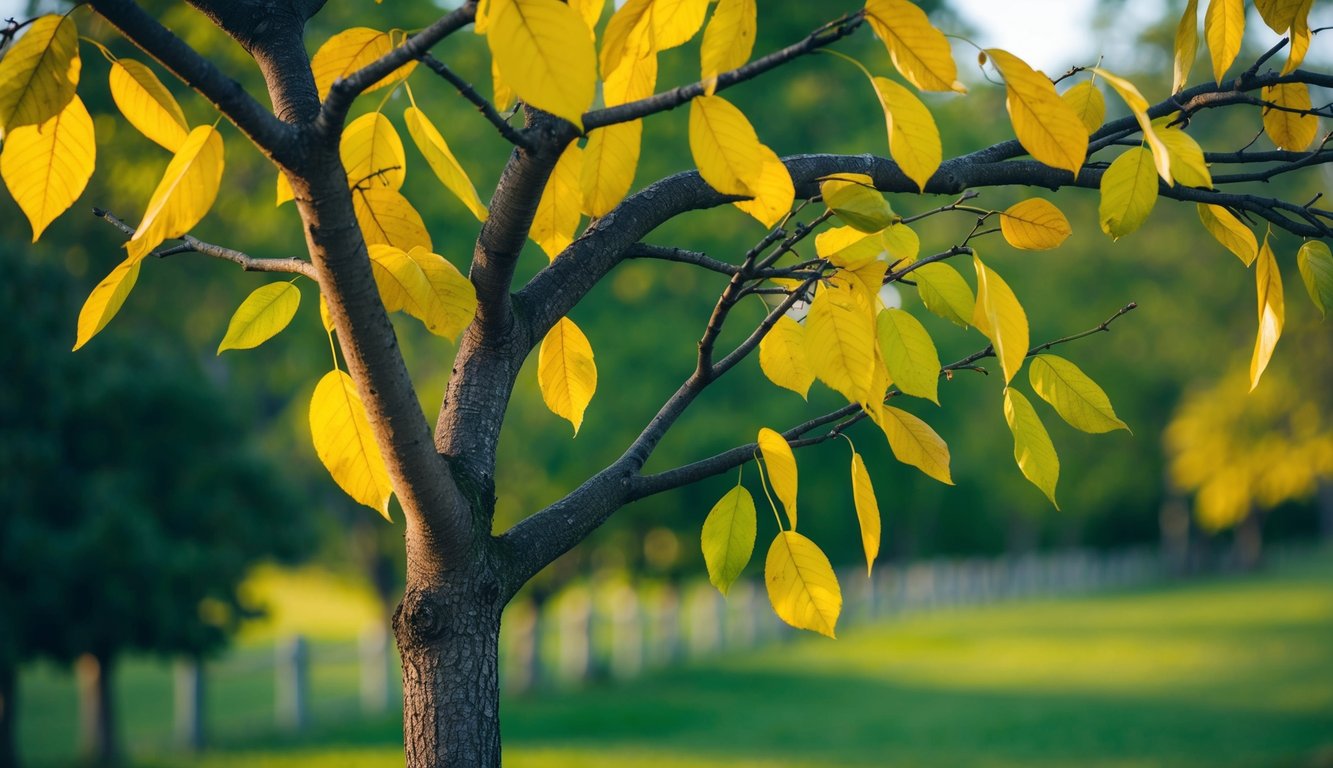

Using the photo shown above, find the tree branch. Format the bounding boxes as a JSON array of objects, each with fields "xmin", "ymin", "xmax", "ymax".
[
  {"xmin": 418, "ymin": 53, "xmax": 531, "ymax": 149},
  {"xmin": 92, "ymin": 208, "xmax": 317, "ymax": 278}
]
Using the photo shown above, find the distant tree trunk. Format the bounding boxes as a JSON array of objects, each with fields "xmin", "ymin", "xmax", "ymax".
[
  {"xmin": 1234, "ymin": 509, "xmax": 1265, "ymax": 571},
  {"xmin": 1158, "ymin": 489, "xmax": 1192, "ymax": 576},
  {"xmin": 0, "ymin": 662, "xmax": 18, "ymax": 768},
  {"xmin": 75, "ymin": 653, "xmax": 117, "ymax": 766},
  {"xmin": 1318, "ymin": 480, "xmax": 1333, "ymax": 542}
]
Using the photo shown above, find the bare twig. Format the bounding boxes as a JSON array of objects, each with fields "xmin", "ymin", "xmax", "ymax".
[{"xmin": 92, "ymin": 208, "xmax": 317, "ymax": 278}]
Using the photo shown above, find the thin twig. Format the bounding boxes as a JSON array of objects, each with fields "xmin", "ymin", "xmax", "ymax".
[{"xmin": 92, "ymin": 208, "xmax": 317, "ymax": 278}]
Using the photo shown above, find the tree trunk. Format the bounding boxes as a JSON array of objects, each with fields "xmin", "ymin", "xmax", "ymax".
[
  {"xmin": 0, "ymin": 662, "xmax": 17, "ymax": 768},
  {"xmin": 75, "ymin": 652, "xmax": 118, "ymax": 766},
  {"xmin": 1318, "ymin": 480, "xmax": 1333, "ymax": 542},
  {"xmin": 1234, "ymin": 509, "xmax": 1264, "ymax": 572}
]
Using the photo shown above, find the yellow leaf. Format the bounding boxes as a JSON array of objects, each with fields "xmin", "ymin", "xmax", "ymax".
[
  {"xmin": 1197, "ymin": 203, "xmax": 1256, "ymax": 266},
  {"xmin": 217, "ymin": 282, "xmax": 301, "ymax": 354},
  {"xmin": 1028, "ymin": 354, "xmax": 1129, "ymax": 434},
  {"xmin": 1204, "ymin": 0, "xmax": 1244, "ymax": 83},
  {"xmin": 1000, "ymin": 198, "xmax": 1072, "ymax": 251},
  {"xmin": 986, "ymin": 49, "xmax": 1087, "ymax": 175},
  {"xmin": 733, "ymin": 143, "xmax": 795, "ymax": 228},
  {"xmin": 1098, "ymin": 146, "xmax": 1158, "ymax": 240},
  {"xmin": 1254, "ymin": 0, "xmax": 1304, "ymax": 34},
  {"xmin": 570, "ymin": 0, "xmax": 605, "ymax": 38},
  {"xmin": 1089, "ymin": 68, "xmax": 1172, "ymax": 184},
  {"xmin": 863, "ymin": 0, "xmax": 964, "ymax": 93},
  {"xmin": 319, "ymin": 293, "xmax": 335, "ymax": 333},
  {"xmin": 912, "ymin": 262, "xmax": 973, "ymax": 328},
  {"xmin": 1250, "ymin": 236, "xmax": 1284, "ymax": 391},
  {"xmin": 759, "ymin": 315, "xmax": 815, "ymax": 399},
  {"xmin": 368, "ymin": 243, "xmax": 433, "ymax": 317},
  {"xmin": 650, "ymin": 0, "xmax": 709, "ymax": 51},
  {"xmin": 487, "ymin": 0, "xmax": 597, "ymax": 128},
  {"xmin": 1173, "ymin": 0, "xmax": 1199, "ymax": 92},
  {"xmin": 820, "ymin": 173, "xmax": 896, "ymax": 233},
  {"xmin": 108, "ymin": 59, "xmax": 188, "ymax": 153},
  {"xmin": 311, "ymin": 28, "xmax": 415, "ymax": 101},
  {"xmin": 406, "ymin": 246, "xmax": 477, "ymax": 341},
  {"xmin": 870, "ymin": 404, "xmax": 952, "ymax": 484},
  {"xmin": 816, "ymin": 225, "xmax": 885, "ymax": 270},
  {"xmin": 310, "ymin": 369, "xmax": 394, "ymax": 519},
  {"xmin": 1297, "ymin": 240, "xmax": 1333, "ymax": 318},
  {"xmin": 701, "ymin": 484, "xmax": 756, "ymax": 596},
  {"xmin": 1282, "ymin": 0, "xmax": 1313, "ymax": 75},
  {"xmin": 849, "ymin": 452, "xmax": 881, "ymax": 575},
  {"xmin": 972, "ymin": 255, "xmax": 1029, "ymax": 385},
  {"xmin": 700, "ymin": 0, "xmax": 756, "ymax": 95},
  {"xmin": 806, "ymin": 279, "xmax": 877, "ymax": 405},
  {"xmin": 73, "ymin": 257, "xmax": 141, "ymax": 351},
  {"xmin": 600, "ymin": 0, "xmax": 653, "ymax": 78},
  {"xmin": 127, "ymin": 125, "xmax": 225, "ymax": 262},
  {"xmin": 1158, "ymin": 127, "xmax": 1211, "ymax": 188},
  {"xmin": 877, "ymin": 308, "xmax": 940, "ymax": 404},
  {"xmin": 757, "ymin": 427, "xmax": 798, "ymax": 529},
  {"xmin": 1, "ymin": 95, "xmax": 94, "ymax": 241},
  {"xmin": 604, "ymin": 49, "xmax": 658, "ymax": 106},
  {"xmin": 342, "ymin": 111, "xmax": 406, "ymax": 191},
  {"xmin": 846, "ymin": 260, "xmax": 890, "ymax": 310},
  {"xmin": 491, "ymin": 57, "xmax": 516, "ymax": 112},
  {"xmin": 533, "ymin": 143, "xmax": 583, "ymax": 258},
  {"xmin": 404, "ymin": 106, "xmax": 488, "ymax": 222},
  {"xmin": 538, "ymin": 317, "xmax": 597, "ymax": 434},
  {"xmin": 689, "ymin": 94, "xmax": 764, "ymax": 197},
  {"xmin": 1262, "ymin": 83, "xmax": 1317, "ymax": 151},
  {"xmin": 871, "ymin": 76, "xmax": 941, "ymax": 192},
  {"xmin": 0, "ymin": 15, "xmax": 79, "ymax": 138},
  {"xmin": 581, "ymin": 120, "xmax": 642, "ymax": 217},
  {"xmin": 1003, "ymin": 386, "xmax": 1059, "ymax": 509},
  {"xmin": 765, "ymin": 531, "xmax": 841, "ymax": 638},
  {"xmin": 882, "ymin": 223, "xmax": 920, "ymax": 263},
  {"xmin": 276, "ymin": 172, "xmax": 294, "ymax": 206},
  {"xmin": 353, "ymin": 187, "xmax": 433, "ymax": 253},
  {"xmin": 1061, "ymin": 81, "xmax": 1105, "ymax": 135}
]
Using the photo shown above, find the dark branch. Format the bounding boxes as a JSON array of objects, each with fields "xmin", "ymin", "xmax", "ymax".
[
  {"xmin": 92, "ymin": 208, "xmax": 317, "ymax": 278},
  {"xmin": 418, "ymin": 53, "xmax": 531, "ymax": 149}
]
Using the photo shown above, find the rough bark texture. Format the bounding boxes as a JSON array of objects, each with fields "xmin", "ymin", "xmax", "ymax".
[{"xmin": 0, "ymin": 664, "xmax": 16, "ymax": 768}]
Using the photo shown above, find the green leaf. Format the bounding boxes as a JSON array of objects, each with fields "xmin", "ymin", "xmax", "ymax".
[
  {"xmin": 701, "ymin": 484, "xmax": 757, "ymax": 596},
  {"xmin": 877, "ymin": 308, "xmax": 940, "ymax": 404},
  {"xmin": 764, "ymin": 531, "xmax": 841, "ymax": 638},
  {"xmin": 218, "ymin": 282, "xmax": 301, "ymax": 354},
  {"xmin": 1028, "ymin": 354, "xmax": 1129, "ymax": 433},
  {"xmin": 1003, "ymin": 387, "xmax": 1060, "ymax": 509},
  {"xmin": 1297, "ymin": 240, "xmax": 1333, "ymax": 318}
]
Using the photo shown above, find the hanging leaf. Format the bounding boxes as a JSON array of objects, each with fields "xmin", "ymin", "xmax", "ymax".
[
  {"xmin": 882, "ymin": 223, "xmax": 920, "ymax": 262},
  {"xmin": 1028, "ymin": 354, "xmax": 1129, "ymax": 434},
  {"xmin": 870, "ymin": 404, "xmax": 952, "ymax": 484},
  {"xmin": 342, "ymin": 111, "xmax": 406, "ymax": 191},
  {"xmin": 491, "ymin": 57, "xmax": 516, "ymax": 112},
  {"xmin": 817, "ymin": 225, "xmax": 886, "ymax": 270},
  {"xmin": 913, "ymin": 262, "xmax": 973, "ymax": 328},
  {"xmin": 1000, "ymin": 198, "xmax": 1072, "ymax": 251},
  {"xmin": 353, "ymin": 187, "xmax": 433, "ymax": 253},
  {"xmin": 532, "ymin": 143, "xmax": 583, "ymax": 258},
  {"xmin": 538, "ymin": 317, "xmax": 598, "ymax": 434},
  {"xmin": 1250, "ymin": 236, "xmax": 1284, "ymax": 391},
  {"xmin": 1060, "ymin": 81, "xmax": 1105, "ymax": 135},
  {"xmin": 820, "ymin": 173, "xmax": 896, "ymax": 233},
  {"xmin": 1281, "ymin": 0, "xmax": 1313, "ymax": 75},
  {"xmin": 700, "ymin": 0, "xmax": 756, "ymax": 95},
  {"xmin": 604, "ymin": 48, "xmax": 658, "ymax": 107},
  {"xmin": 759, "ymin": 315, "xmax": 815, "ymax": 399},
  {"xmin": 600, "ymin": 0, "xmax": 654, "ymax": 78},
  {"xmin": 1098, "ymin": 147, "xmax": 1158, "ymax": 240},
  {"xmin": 972, "ymin": 255, "xmax": 1029, "ymax": 385},
  {"xmin": 1296, "ymin": 240, "xmax": 1333, "ymax": 318},
  {"xmin": 765, "ymin": 531, "xmax": 842, "ymax": 638},
  {"xmin": 368, "ymin": 243, "xmax": 434, "ymax": 318},
  {"xmin": 309, "ymin": 369, "xmax": 394, "ymax": 519},
  {"xmin": 73, "ymin": 258, "xmax": 141, "ymax": 351},
  {"xmin": 1089, "ymin": 68, "xmax": 1172, "ymax": 184},
  {"xmin": 1003, "ymin": 387, "xmax": 1060, "ymax": 509},
  {"xmin": 127, "ymin": 125, "xmax": 226, "ymax": 262},
  {"xmin": 487, "ymin": 0, "xmax": 597, "ymax": 128},
  {"xmin": 404, "ymin": 106, "xmax": 489, "ymax": 221},
  {"xmin": 1204, "ymin": 0, "xmax": 1244, "ymax": 83},
  {"xmin": 319, "ymin": 294, "xmax": 334, "ymax": 333},
  {"xmin": 689, "ymin": 94, "xmax": 764, "ymax": 196},
  {"xmin": 1261, "ymin": 83, "xmax": 1317, "ymax": 151},
  {"xmin": 986, "ymin": 48, "xmax": 1087, "ymax": 175},
  {"xmin": 406, "ymin": 247, "xmax": 477, "ymax": 341},
  {"xmin": 701, "ymin": 484, "xmax": 757, "ymax": 596},
  {"xmin": 870, "ymin": 76, "xmax": 941, "ymax": 192},
  {"xmin": 217, "ymin": 282, "xmax": 301, "ymax": 354},
  {"xmin": 277, "ymin": 172, "xmax": 294, "ymax": 206},
  {"xmin": 1197, "ymin": 203, "xmax": 1257, "ymax": 266},
  {"xmin": 581, "ymin": 120, "xmax": 642, "ymax": 217},
  {"xmin": 1, "ymin": 95, "xmax": 95, "ymax": 241},
  {"xmin": 311, "ymin": 27, "xmax": 415, "ymax": 101},
  {"xmin": 757, "ymin": 427, "xmax": 799, "ymax": 530},
  {"xmin": 570, "ymin": 0, "xmax": 605, "ymax": 37},
  {"xmin": 863, "ymin": 0, "xmax": 964, "ymax": 93},
  {"xmin": 850, "ymin": 451, "xmax": 881, "ymax": 576},
  {"xmin": 1158, "ymin": 127, "xmax": 1211, "ymax": 188},
  {"xmin": 733, "ymin": 144, "xmax": 795, "ymax": 228},
  {"xmin": 108, "ymin": 59, "xmax": 189, "ymax": 153},
  {"xmin": 0, "ymin": 14, "xmax": 79, "ymax": 138},
  {"xmin": 650, "ymin": 0, "xmax": 710, "ymax": 51},
  {"xmin": 806, "ymin": 279, "xmax": 878, "ymax": 405},
  {"xmin": 877, "ymin": 308, "xmax": 940, "ymax": 404},
  {"xmin": 1173, "ymin": 0, "xmax": 1199, "ymax": 92}
]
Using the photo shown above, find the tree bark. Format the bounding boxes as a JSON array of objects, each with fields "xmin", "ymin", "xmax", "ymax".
[
  {"xmin": 0, "ymin": 662, "xmax": 17, "ymax": 768},
  {"xmin": 75, "ymin": 653, "xmax": 118, "ymax": 766}
]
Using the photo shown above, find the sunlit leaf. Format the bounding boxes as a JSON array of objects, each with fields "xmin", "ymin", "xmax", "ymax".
[
  {"xmin": 806, "ymin": 279, "xmax": 877, "ymax": 405},
  {"xmin": 912, "ymin": 262, "xmax": 973, "ymax": 328},
  {"xmin": 126, "ymin": 125, "xmax": 225, "ymax": 262},
  {"xmin": 701, "ymin": 484, "xmax": 756, "ymax": 596},
  {"xmin": 538, "ymin": 317, "xmax": 598, "ymax": 434},
  {"xmin": 581, "ymin": 120, "xmax": 642, "ymax": 217},
  {"xmin": 311, "ymin": 27, "xmax": 415, "ymax": 101},
  {"xmin": 1296, "ymin": 240, "xmax": 1333, "ymax": 318},
  {"xmin": 1204, "ymin": 0, "xmax": 1244, "ymax": 83},
  {"xmin": 689, "ymin": 94, "xmax": 764, "ymax": 196},
  {"xmin": 972, "ymin": 255, "xmax": 1029, "ymax": 385},
  {"xmin": 1000, "ymin": 198, "xmax": 1072, "ymax": 251},
  {"xmin": 700, "ymin": 0, "xmax": 756, "ymax": 95},
  {"xmin": 877, "ymin": 308, "xmax": 940, "ymax": 404},
  {"xmin": 734, "ymin": 143, "xmax": 795, "ymax": 228},
  {"xmin": 600, "ymin": 0, "xmax": 653, "ymax": 78},
  {"xmin": 870, "ymin": 404, "xmax": 952, "ymax": 484},
  {"xmin": 487, "ymin": 0, "xmax": 597, "ymax": 128},
  {"xmin": 1, "ymin": 95, "xmax": 94, "ymax": 241},
  {"xmin": 604, "ymin": 48, "xmax": 657, "ymax": 106},
  {"xmin": 353, "ymin": 187, "xmax": 433, "ymax": 253},
  {"xmin": 849, "ymin": 451, "xmax": 881, "ymax": 576},
  {"xmin": 74, "ymin": 257, "xmax": 141, "ymax": 351},
  {"xmin": 404, "ymin": 106, "xmax": 488, "ymax": 222},
  {"xmin": 309, "ymin": 369, "xmax": 394, "ymax": 519},
  {"xmin": 406, "ymin": 246, "xmax": 477, "ymax": 341},
  {"xmin": 1003, "ymin": 386, "xmax": 1060, "ymax": 509},
  {"xmin": 817, "ymin": 225, "xmax": 885, "ymax": 270},
  {"xmin": 820, "ymin": 173, "xmax": 895, "ymax": 233},
  {"xmin": 757, "ymin": 427, "xmax": 799, "ymax": 530},
  {"xmin": 342, "ymin": 111, "xmax": 406, "ymax": 191},
  {"xmin": 871, "ymin": 76, "xmax": 941, "ymax": 192},
  {"xmin": 108, "ymin": 59, "xmax": 188, "ymax": 153},
  {"xmin": 1060, "ymin": 81, "xmax": 1105, "ymax": 135},
  {"xmin": 1098, "ymin": 147, "xmax": 1158, "ymax": 240},
  {"xmin": 882, "ymin": 223, "xmax": 920, "ymax": 263},
  {"xmin": 863, "ymin": 0, "xmax": 965, "ymax": 93},
  {"xmin": 1028, "ymin": 354, "xmax": 1129, "ymax": 434},
  {"xmin": 1173, "ymin": 0, "xmax": 1199, "ymax": 92},
  {"xmin": 1089, "ymin": 68, "xmax": 1172, "ymax": 184},
  {"xmin": 368, "ymin": 243, "xmax": 433, "ymax": 319},
  {"xmin": 1250, "ymin": 235, "xmax": 1284, "ymax": 391},
  {"xmin": 986, "ymin": 48, "xmax": 1086, "ymax": 175},
  {"xmin": 533, "ymin": 143, "xmax": 583, "ymax": 258},
  {"xmin": 1261, "ymin": 83, "xmax": 1317, "ymax": 151},
  {"xmin": 0, "ymin": 15, "xmax": 79, "ymax": 138},
  {"xmin": 650, "ymin": 0, "xmax": 709, "ymax": 51},
  {"xmin": 765, "ymin": 531, "xmax": 841, "ymax": 638},
  {"xmin": 277, "ymin": 172, "xmax": 294, "ymax": 206},
  {"xmin": 1158, "ymin": 126, "xmax": 1211, "ymax": 188},
  {"xmin": 759, "ymin": 315, "xmax": 815, "ymax": 399},
  {"xmin": 1281, "ymin": 0, "xmax": 1314, "ymax": 75},
  {"xmin": 570, "ymin": 0, "xmax": 605, "ymax": 37},
  {"xmin": 1197, "ymin": 203, "xmax": 1257, "ymax": 266},
  {"xmin": 217, "ymin": 282, "xmax": 301, "ymax": 354}
]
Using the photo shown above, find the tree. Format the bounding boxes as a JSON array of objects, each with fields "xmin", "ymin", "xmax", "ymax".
[
  {"xmin": 1, "ymin": 0, "xmax": 1330, "ymax": 765},
  {"xmin": 0, "ymin": 252, "xmax": 312, "ymax": 767}
]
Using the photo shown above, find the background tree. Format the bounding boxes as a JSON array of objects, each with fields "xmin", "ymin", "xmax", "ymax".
[{"xmin": 1, "ymin": 1, "xmax": 1330, "ymax": 766}]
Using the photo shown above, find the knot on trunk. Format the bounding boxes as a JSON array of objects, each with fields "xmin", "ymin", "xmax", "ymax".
[{"xmin": 395, "ymin": 588, "xmax": 449, "ymax": 645}]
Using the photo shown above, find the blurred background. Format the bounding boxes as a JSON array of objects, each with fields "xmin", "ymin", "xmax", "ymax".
[{"xmin": 1, "ymin": 0, "xmax": 1330, "ymax": 766}]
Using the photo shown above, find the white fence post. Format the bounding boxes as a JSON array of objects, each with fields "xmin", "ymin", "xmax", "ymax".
[
  {"xmin": 275, "ymin": 635, "xmax": 309, "ymax": 732},
  {"xmin": 172, "ymin": 657, "xmax": 204, "ymax": 751},
  {"xmin": 359, "ymin": 626, "xmax": 390, "ymax": 715}
]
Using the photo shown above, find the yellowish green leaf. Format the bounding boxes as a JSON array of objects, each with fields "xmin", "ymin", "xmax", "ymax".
[
  {"xmin": 849, "ymin": 451, "xmax": 881, "ymax": 575},
  {"xmin": 871, "ymin": 76, "xmax": 941, "ymax": 192},
  {"xmin": 310, "ymin": 369, "xmax": 394, "ymax": 519},
  {"xmin": 986, "ymin": 49, "xmax": 1087, "ymax": 175},
  {"xmin": 1098, "ymin": 146, "xmax": 1158, "ymax": 240},
  {"xmin": 1003, "ymin": 386, "xmax": 1060, "ymax": 509},
  {"xmin": 1250, "ymin": 235, "xmax": 1284, "ymax": 391},
  {"xmin": 1297, "ymin": 240, "xmax": 1333, "ymax": 318},
  {"xmin": 126, "ymin": 125, "xmax": 225, "ymax": 262},
  {"xmin": 311, "ymin": 27, "xmax": 415, "ymax": 101},
  {"xmin": 700, "ymin": 0, "xmax": 756, "ymax": 95},
  {"xmin": 877, "ymin": 308, "xmax": 940, "ymax": 404},
  {"xmin": 342, "ymin": 111, "xmax": 406, "ymax": 191},
  {"xmin": 74, "ymin": 257, "xmax": 141, "ymax": 351},
  {"xmin": 689, "ymin": 94, "xmax": 764, "ymax": 197},
  {"xmin": 353, "ymin": 187, "xmax": 433, "ymax": 253},
  {"xmin": 1061, "ymin": 81, "xmax": 1105, "ymax": 135},
  {"xmin": 701, "ymin": 484, "xmax": 756, "ymax": 596},
  {"xmin": 487, "ymin": 0, "xmax": 597, "ymax": 128},
  {"xmin": 844, "ymin": 258, "xmax": 890, "ymax": 310},
  {"xmin": 108, "ymin": 59, "xmax": 188, "ymax": 153},
  {"xmin": 539, "ymin": 317, "xmax": 598, "ymax": 434},
  {"xmin": 972, "ymin": 255, "xmax": 1029, "ymax": 385},
  {"xmin": 1000, "ymin": 198, "xmax": 1072, "ymax": 251},
  {"xmin": 0, "ymin": 15, "xmax": 79, "ymax": 138},
  {"xmin": 733, "ymin": 143, "xmax": 795, "ymax": 228},
  {"xmin": 1028, "ymin": 354, "xmax": 1129, "ymax": 434},
  {"xmin": 1173, "ymin": 0, "xmax": 1199, "ymax": 92},
  {"xmin": 870, "ymin": 404, "xmax": 952, "ymax": 484},
  {"xmin": 217, "ymin": 282, "xmax": 301, "ymax": 354},
  {"xmin": 757, "ymin": 426, "xmax": 799, "ymax": 529},
  {"xmin": 1158, "ymin": 127, "xmax": 1211, "ymax": 188},
  {"xmin": 765, "ymin": 531, "xmax": 841, "ymax": 638},
  {"xmin": 1089, "ymin": 68, "xmax": 1172, "ymax": 184},
  {"xmin": 533, "ymin": 143, "xmax": 583, "ymax": 258},
  {"xmin": 404, "ymin": 106, "xmax": 488, "ymax": 222},
  {"xmin": 882, "ymin": 223, "xmax": 920, "ymax": 263},
  {"xmin": 759, "ymin": 315, "xmax": 815, "ymax": 399},
  {"xmin": 820, "ymin": 173, "xmax": 896, "ymax": 233},
  {"xmin": 1, "ymin": 94, "xmax": 94, "ymax": 241},
  {"xmin": 1262, "ymin": 83, "xmax": 1317, "ymax": 151},
  {"xmin": 816, "ymin": 225, "xmax": 885, "ymax": 270},
  {"xmin": 806, "ymin": 279, "xmax": 877, "ymax": 405},
  {"xmin": 864, "ymin": 0, "xmax": 964, "ymax": 93},
  {"xmin": 1204, "ymin": 0, "xmax": 1244, "ymax": 83},
  {"xmin": 1197, "ymin": 203, "xmax": 1257, "ymax": 266},
  {"xmin": 912, "ymin": 262, "xmax": 973, "ymax": 328},
  {"xmin": 581, "ymin": 120, "xmax": 642, "ymax": 217}
]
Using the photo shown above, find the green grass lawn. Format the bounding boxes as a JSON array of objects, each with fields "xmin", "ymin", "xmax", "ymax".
[{"xmin": 21, "ymin": 554, "xmax": 1333, "ymax": 768}]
